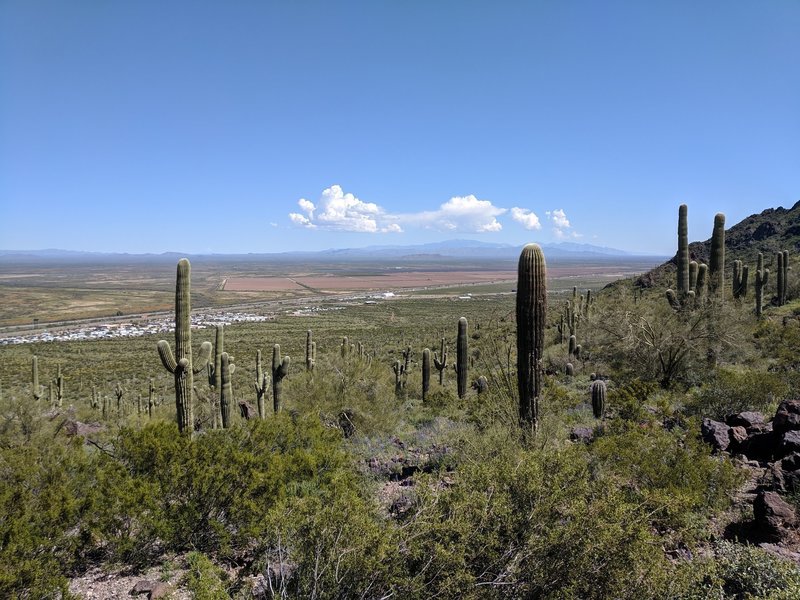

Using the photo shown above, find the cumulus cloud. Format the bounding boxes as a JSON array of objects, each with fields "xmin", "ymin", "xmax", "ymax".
[
  {"xmin": 549, "ymin": 208, "xmax": 570, "ymax": 229},
  {"xmin": 546, "ymin": 208, "xmax": 578, "ymax": 239},
  {"xmin": 510, "ymin": 207, "xmax": 542, "ymax": 230},
  {"xmin": 402, "ymin": 195, "xmax": 505, "ymax": 233},
  {"xmin": 288, "ymin": 185, "xmax": 390, "ymax": 232},
  {"xmin": 289, "ymin": 187, "xmax": 504, "ymax": 235}
]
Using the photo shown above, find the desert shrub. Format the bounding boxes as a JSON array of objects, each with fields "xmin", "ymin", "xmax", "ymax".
[
  {"xmin": 392, "ymin": 432, "xmax": 671, "ymax": 599},
  {"xmin": 684, "ymin": 367, "xmax": 790, "ymax": 419},
  {"xmin": 292, "ymin": 356, "xmax": 401, "ymax": 436},
  {"xmin": 671, "ymin": 541, "xmax": 800, "ymax": 599},
  {"xmin": 609, "ymin": 378, "xmax": 660, "ymax": 421},
  {"xmin": 253, "ymin": 490, "xmax": 395, "ymax": 598},
  {"xmin": 184, "ymin": 551, "xmax": 230, "ymax": 600},
  {"xmin": 0, "ymin": 438, "xmax": 93, "ymax": 598},
  {"xmin": 96, "ymin": 415, "xmax": 358, "ymax": 559},
  {"xmin": 591, "ymin": 420, "xmax": 743, "ymax": 539}
]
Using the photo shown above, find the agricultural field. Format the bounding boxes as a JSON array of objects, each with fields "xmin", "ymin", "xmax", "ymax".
[
  {"xmin": 0, "ymin": 255, "xmax": 657, "ymax": 329},
  {"xmin": 3, "ymin": 233, "xmax": 800, "ymax": 598}
]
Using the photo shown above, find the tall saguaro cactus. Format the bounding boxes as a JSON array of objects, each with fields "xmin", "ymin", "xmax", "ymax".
[
  {"xmin": 517, "ymin": 243, "xmax": 546, "ymax": 431},
  {"xmin": 207, "ymin": 325, "xmax": 225, "ymax": 390},
  {"xmin": 777, "ymin": 250, "xmax": 789, "ymax": 306},
  {"xmin": 157, "ymin": 259, "xmax": 213, "ymax": 435},
  {"xmin": 31, "ymin": 355, "xmax": 42, "ymax": 401},
  {"xmin": 732, "ymin": 260, "xmax": 749, "ymax": 299},
  {"xmin": 755, "ymin": 253, "xmax": 769, "ymax": 317},
  {"xmin": 272, "ymin": 344, "xmax": 290, "ymax": 413},
  {"xmin": 422, "ymin": 348, "xmax": 431, "ymax": 403},
  {"xmin": 709, "ymin": 213, "xmax": 726, "ymax": 302},
  {"xmin": 455, "ymin": 317, "xmax": 468, "ymax": 399},
  {"xmin": 254, "ymin": 349, "xmax": 270, "ymax": 419},
  {"xmin": 306, "ymin": 330, "xmax": 315, "ymax": 371},
  {"xmin": 677, "ymin": 204, "xmax": 689, "ymax": 297},
  {"xmin": 433, "ymin": 338, "xmax": 448, "ymax": 385},
  {"xmin": 220, "ymin": 352, "xmax": 233, "ymax": 428}
]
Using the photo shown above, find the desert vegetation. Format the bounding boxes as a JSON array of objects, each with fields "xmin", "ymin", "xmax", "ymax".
[{"xmin": 3, "ymin": 204, "xmax": 800, "ymax": 598}]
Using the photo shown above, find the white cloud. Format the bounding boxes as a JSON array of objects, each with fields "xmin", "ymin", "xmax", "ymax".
[
  {"xmin": 549, "ymin": 208, "xmax": 570, "ymax": 229},
  {"xmin": 289, "ymin": 185, "xmax": 383, "ymax": 232},
  {"xmin": 510, "ymin": 207, "xmax": 542, "ymax": 230},
  {"xmin": 289, "ymin": 212, "xmax": 315, "ymax": 228},
  {"xmin": 402, "ymin": 194, "xmax": 505, "ymax": 233},
  {"xmin": 546, "ymin": 208, "xmax": 578, "ymax": 239},
  {"xmin": 297, "ymin": 198, "xmax": 315, "ymax": 216},
  {"xmin": 289, "ymin": 187, "xmax": 505, "ymax": 235}
]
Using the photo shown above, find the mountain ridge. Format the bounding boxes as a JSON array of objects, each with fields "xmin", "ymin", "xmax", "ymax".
[{"xmin": 637, "ymin": 199, "xmax": 800, "ymax": 287}]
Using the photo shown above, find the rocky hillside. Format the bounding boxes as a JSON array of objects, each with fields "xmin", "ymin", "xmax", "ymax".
[{"xmin": 637, "ymin": 199, "xmax": 800, "ymax": 288}]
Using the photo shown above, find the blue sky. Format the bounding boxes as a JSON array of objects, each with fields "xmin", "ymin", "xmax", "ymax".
[{"xmin": 1, "ymin": 1, "xmax": 798, "ymax": 255}]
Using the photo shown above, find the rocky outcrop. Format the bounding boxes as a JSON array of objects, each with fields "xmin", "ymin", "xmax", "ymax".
[{"xmin": 701, "ymin": 405, "xmax": 800, "ymax": 545}]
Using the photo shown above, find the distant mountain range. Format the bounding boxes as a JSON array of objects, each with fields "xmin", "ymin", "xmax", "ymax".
[{"xmin": 0, "ymin": 240, "xmax": 659, "ymax": 263}]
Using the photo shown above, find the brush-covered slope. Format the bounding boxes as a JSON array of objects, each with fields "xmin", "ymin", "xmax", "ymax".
[{"xmin": 636, "ymin": 199, "xmax": 800, "ymax": 288}]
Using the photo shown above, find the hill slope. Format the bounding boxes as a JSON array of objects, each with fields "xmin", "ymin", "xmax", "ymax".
[{"xmin": 637, "ymin": 200, "xmax": 800, "ymax": 288}]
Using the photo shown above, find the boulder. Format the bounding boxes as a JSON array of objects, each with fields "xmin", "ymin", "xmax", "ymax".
[
  {"xmin": 753, "ymin": 491, "xmax": 797, "ymax": 542},
  {"xmin": 782, "ymin": 430, "xmax": 800, "ymax": 455},
  {"xmin": 701, "ymin": 418, "xmax": 730, "ymax": 452},
  {"xmin": 774, "ymin": 399, "xmax": 800, "ymax": 434},
  {"xmin": 63, "ymin": 420, "xmax": 104, "ymax": 438},
  {"xmin": 130, "ymin": 580, "xmax": 171, "ymax": 599},
  {"xmin": 782, "ymin": 452, "xmax": 800, "ymax": 472},
  {"xmin": 729, "ymin": 426, "xmax": 749, "ymax": 447},
  {"xmin": 569, "ymin": 426, "xmax": 594, "ymax": 444},
  {"xmin": 741, "ymin": 430, "xmax": 778, "ymax": 462},
  {"xmin": 726, "ymin": 411, "xmax": 766, "ymax": 428}
]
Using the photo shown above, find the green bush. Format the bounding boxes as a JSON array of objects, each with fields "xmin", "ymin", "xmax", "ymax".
[
  {"xmin": 95, "ymin": 415, "xmax": 358, "ymax": 559},
  {"xmin": 672, "ymin": 541, "xmax": 800, "ymax": 599},
  {"xmin": 685, "ymin": 368, "xmax": 789, "ymax": 419},
  {"xmin": 184, "ymin": 551, "xmax": 230, "ymax": 600},
  {"xmin": 591, "ymin": 420, "xmax": 743, "ymax": 539},
  {"xmin": 0, "ymin": 438, "xmax": 93, "ymax": 598}
]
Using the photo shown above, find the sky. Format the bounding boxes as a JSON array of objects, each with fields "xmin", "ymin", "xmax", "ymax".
[{"xmin": 1, "ymin": 1, "xmax": 799, "ymax": 255}]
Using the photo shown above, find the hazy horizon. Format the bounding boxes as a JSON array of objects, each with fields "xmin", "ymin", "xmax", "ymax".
[{"xmin": 1, "ymin": 2, "xmax": 798, "ymax": 255}]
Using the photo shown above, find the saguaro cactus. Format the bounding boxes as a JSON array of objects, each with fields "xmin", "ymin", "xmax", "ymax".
[
  {"xmin": 253, "ymin": 349, "xmax": 270, "ymax": 419},
  {"xmin": 422, "ymin": 347, "xmax": 431, "ymax": 403},
  {"xmin": 207, "ymin": 325, "xmax": 225, "ymax": 390},
  {"xmin": 696, "ymin": 263, "xmax": 708, "ymax": 301},
  {"xmin": 433, "ymin": 338, "xmax": 448, "ymax": 385},
  {"xmin": 306, "ymin": 330, "xmax": 315, "ymax": 371},
  {"xmin": 114, "ymin": 382, "xmax": 125, "ymax": 412},
  {"xmin": 591, "ymin": 379, "xmax": 606, "ymax": 419},
  {"xmin": 157, "ymin": 258, "xmax": 213, "ymax": 435},
  {"xmin": 731, "ymin": 260, "xmax": 750, "ymax": 299},
  {"xmin": 689, "ymin": 261, "xmax": 698, "ymax": 291},
  {"xmin": 148, "ymin": 379, "xmax": 155, "ymax": 418},
  {"xmin": 220, "ymin": 352, "xmax": 233, "ymax": 428},
  {"xmin": 31, "ymin": 355, "xmax": 42, "ymax": 401},
  {"xmin": 677, "ymin": 204, "xmax": 689, "ymax": 297},
  {"xmin": 272, "ymin": 344, "xmax": 290, "ymax": 413},
  {"xmin": 709, "ymin": 213, "xmax": 726, "ymax": 301},
  {"xmin": 455, "ymin": 317, "xmax": 468, "ymax": 399},
  {"xmin": 393, "ymin": 360, "xmax": 405, "ymax": 395},
  {"xmin": 517, "ymin": 243, "xmax": 546, "ymax": 431},
  {"xmin": 54, "ymin": 364, "xmax": 64, "ymax": 408},
  {"xmin": 754, "ymin": 253, "xmax": 768, "ymax": 317}
]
